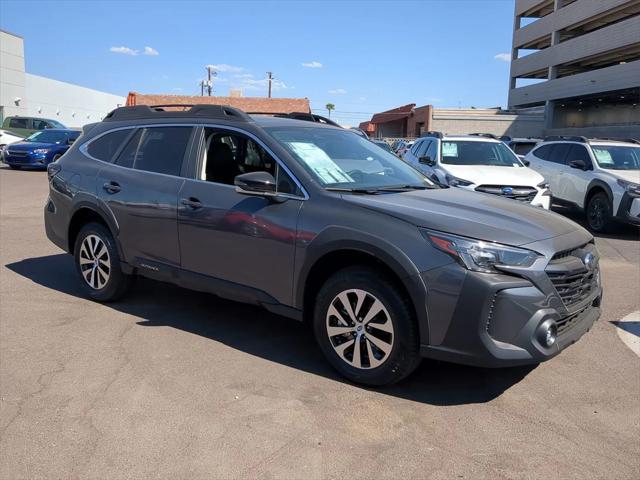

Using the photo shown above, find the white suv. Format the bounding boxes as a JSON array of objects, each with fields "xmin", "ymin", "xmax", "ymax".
[
  {"xmin": 403, "ymin": 132, "xmax": 551, "ymax": 209},
  {"xmin": 524, "ymin": 137, "xmax": 640, "ymax": 232}
]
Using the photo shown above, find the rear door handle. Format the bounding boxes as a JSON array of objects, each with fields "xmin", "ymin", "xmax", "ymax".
[
  {"xmin": 181, "ymin": 197, "xmax": 203, "ymax": 209},
  {"xmin": 102, "ymin": 181, "xmax": 121, "ymax": 194}
]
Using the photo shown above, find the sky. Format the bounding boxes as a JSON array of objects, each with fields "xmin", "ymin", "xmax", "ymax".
[{"xmin": 0, "ymin": 0, "xmax": 516, "ymax": 127}]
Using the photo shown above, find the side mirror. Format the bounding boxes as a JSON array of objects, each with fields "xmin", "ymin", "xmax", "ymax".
[
  {"xmin": 234, "ymin": 171, "xmax": 286, "ymax": 202},
  {"xmin": 67, "ymin": 138, "xmax": 76, "ymax": 145},
  {"xmin": 569, "ymin": 159, "xmax": 588, "ymax": 171},
  {"xmin": 522, "ymin": 159, "xmax": 530, "ymax": 166},
  {"xmin": 419, "ymin": 155, "xmax": 435, "ymax": 166}
]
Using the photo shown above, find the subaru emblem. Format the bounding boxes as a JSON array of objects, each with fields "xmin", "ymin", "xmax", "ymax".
[
  {"xmin": 502, "ymin": 187, "xmax": 513, "ymax": 195},
  {"xmin": 583, "ymin": 252, "xmax": 596, "ymax": 271}
]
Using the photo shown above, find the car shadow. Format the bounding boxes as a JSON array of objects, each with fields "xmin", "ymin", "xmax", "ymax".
[
  {"xmin": 552, "ymin": 205, "xmax": 639, "ymax": 241},
  {"xmin": 5, "ymin": 253, "xmax": 535, "ymax": 406}
]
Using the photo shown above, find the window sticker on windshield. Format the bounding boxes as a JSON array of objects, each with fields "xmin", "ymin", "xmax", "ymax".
[
  {"xmin": 442, "ymin": 142, "xmax": 458, "ymax": 157},
  {"xmin": 288, "ymin": 142, "xmax": 354, "ymax": 184},
  {"xmin": 593, "ymin": 148, "xmax": 614, "ymax": 165}
]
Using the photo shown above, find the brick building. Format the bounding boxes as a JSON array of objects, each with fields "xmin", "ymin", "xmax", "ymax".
[{"xmin": 126, "ymin": 92, "xmax": 311, "ymax": 114}]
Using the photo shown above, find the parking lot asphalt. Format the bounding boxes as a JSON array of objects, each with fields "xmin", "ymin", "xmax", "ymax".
[{"xmin": 1, "ymin": 165, "xmax": 639, "ymax": 480}]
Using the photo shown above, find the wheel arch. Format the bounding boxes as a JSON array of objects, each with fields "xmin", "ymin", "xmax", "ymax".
[
  {"xmin": 67, "ymin": 203, "xmax": 123, "ymax": 261},
  {"xmin": 584, "ymin": 179, "xmax": 613, "ymax": 210}
]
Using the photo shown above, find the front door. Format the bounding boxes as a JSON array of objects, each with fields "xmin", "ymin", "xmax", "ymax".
[
  {"xmin": 97, "ymin": 126, "xmax": 194, "ymax": 270},
  {"xmin": 177, "ymin": 127, "xmax": 305, "ymax": 305}
]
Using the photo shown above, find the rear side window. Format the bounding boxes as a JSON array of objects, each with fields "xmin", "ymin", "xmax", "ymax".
[
  {"xmin": 114, "ymin": 127, "xmax": 192, "ymax": 176},
  {"xmin": 87, "ymin": 129, "xmax": 132, "ymax": 162},
  {"xmin": 9, "ymin": 118, "xmax": 28, "ymax": 129},
  {"xmin": 547, "ymin": 143, "xmax": 571, "ymax": 164},
  {"xmin": 416, "ymin": 140, "xmax": 431, "ymax": 157},
  {"xmin": 410, "ymin": 140, "xmax": 422, "ymax": 155},
  {"xmin": 533, "ymin": 144, "xmax": 553, "ymax": 160}
]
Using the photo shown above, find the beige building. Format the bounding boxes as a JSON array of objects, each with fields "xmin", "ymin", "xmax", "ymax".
[{"xmin": 508, "ymin": 0, "xmax": 640, "ymax": 137}]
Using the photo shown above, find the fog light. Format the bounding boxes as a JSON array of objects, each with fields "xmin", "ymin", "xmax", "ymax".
[{"xmin": 538, "ymin": 320, "xmax": 558, "ymax": 348}]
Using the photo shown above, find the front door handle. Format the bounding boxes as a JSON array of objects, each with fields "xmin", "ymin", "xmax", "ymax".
[
  {"xmin": 103, "ymin": 181, "xmax": 121, "ymax": 194},
  {"xmin": 181, "ymin": 197, "xmax": 203, "ymax": 209}
]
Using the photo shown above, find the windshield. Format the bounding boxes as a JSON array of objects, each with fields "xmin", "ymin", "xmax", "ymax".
[
  {"xmin": 591, "ymin": 145, "xmax": 640, "ymax": 170},
  {"xmin": 267, "ymin": 127, "xmax": 435, "ymax": 190},
  {"xmin": 25, "ymin": 130, "xmax": 75, "ymax": 144},
  {"xmin": 441, "ymin": 140, "xmax": 523, "ymax": 166}
]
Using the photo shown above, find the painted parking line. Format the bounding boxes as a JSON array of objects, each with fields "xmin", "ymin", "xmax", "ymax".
[{"xmin": 612, "ymin": 311, "xmax": 640, "ymax": 357}]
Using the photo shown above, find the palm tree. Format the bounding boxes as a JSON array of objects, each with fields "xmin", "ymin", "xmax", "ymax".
[{"xmin": 326, "ymin": 103, "xmax": 335, "ymax": 118}]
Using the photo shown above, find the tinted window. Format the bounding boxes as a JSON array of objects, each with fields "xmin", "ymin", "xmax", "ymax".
[
  {"xmin": 33, "ymin": 120, "xmax": 50, "ymax": 130},
  {"xmin": 410, "ymin": 141, "xmax": 422, "ymax": 155},
  {"xmin": 512, "ymin": 142, "xmax": 537, "ymax": 155},
  {"xmin": 566, "ymin": 144, "xmax": 591, "ymax": 165},
  {"xmin": 118, "ymin": 127, "xmax": 191, "ymax": 176},
  {"xmin": 9, "ymin": 118, "xmax": 28, "ymax": 129},
  {"xmin": 547, "ymin": 143, "xmax": 571, "ymax": 164},
  {"xmin": 425, "ymin": 140, "xmax": 437, "ymax": 160},
  {"xmin": 88, "ymin": 129, "xmax": 133, "ymax": 162},
  {"xmin": 533, "ymin": 144, "xmax": 553, "ymax": 160},
  {"xmin": 416, "ymin": 139, "xmax": 431, "ymax": 157}
]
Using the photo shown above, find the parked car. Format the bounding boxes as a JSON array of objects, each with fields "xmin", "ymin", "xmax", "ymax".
[
  {"xmin": 2, "ymin": 116, "xmax": 67, "ymax": 137},
  {"xmin": 397, "ymin": 140, "xmax": 414, "ymax": 158},
  {"xmin": 403, "ymin": 132, "xmax": 551, "ymax": 209},
  {"xmin": 45, "ymin": 104, "xmax": 602, "ymax": 386},
  {"xmin": 392, "ymin": 140, "xmax": 408, "ymax": 154},
  {"xmin": 0, "ymin": 129, "xmax": 25, "ymax": 162},
  {"xmin": 4, "ymin": 129, "xmax": 80, "ymax": 169},
  {"xmin": 524, "ymin": 136, "xmax": 640, "ymax": 232},
  {"xmin": 371, "ymin": 139, "xmax": 393, "ymax": 153},
  {"xmin": 501, "ymin": 136, "xmax": 542, "ymax": 160}
]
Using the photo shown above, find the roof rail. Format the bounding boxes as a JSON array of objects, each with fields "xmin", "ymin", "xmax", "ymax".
[
  {"xmin": 499, "ymin": 135, "xmax": 512, "ymax": 141},
  {"xmin": 420, "ymin": 131, "xmax": 444, "ymax": 139},
  {"xmin": 469, "ymin": 132, "xmax": 499, "ymax": 140},
  {"xmin": 103, "ymin": 104, "xmax": 253, "ymax": 123},
  {"xmin": 590, "ymin": 137, "xmax": 640, "ymax": 145},
  {"xmin": 543, "ymin": 135, "xmax": 588, "ymax": 143}
]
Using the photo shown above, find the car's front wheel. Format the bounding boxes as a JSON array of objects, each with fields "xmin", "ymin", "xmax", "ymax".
[
  {"xmin": 313, "ymin": 267, "xmax": 421, "ymax": 386},
  {"xmin": 586, "ymin": 192, "xmax": 613, "ymax": 233},
  {"xmin": 74, "ymin": 222, "xmax": 131, "ymax": 302}
]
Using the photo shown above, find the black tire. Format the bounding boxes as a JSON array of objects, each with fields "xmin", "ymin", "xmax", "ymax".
[
  {"xmin": 313, "ymin": 266, "xmax": 421, "ymax": 386},
  {"xmin": 586, "ymin": 192, "xmax": 614, "ymax": 233},
  {"xmin": 73, "ymin": 222, "xmax": 131, "ymax": 302},
  {"xmin": 52, "ymin": 154, "xmax": 62, "ymax": 162},
  {"xmin": 9, "ymin": 165, "xmax": 21, "ymax": 170}
]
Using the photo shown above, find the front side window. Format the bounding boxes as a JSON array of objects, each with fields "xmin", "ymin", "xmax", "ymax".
[
  {"xmin": 267, "ymin": 127, "xmax": 434, "ymax": 190},
  {"xmin": 87, "ymin": 129, "xmax": 132, "ymax": 162},
  {"xmin": 114, "ymin": 127, "xmax": 192, "ymax": 176},
  {"xmin": 416, "ymin": 140, "xmax": 430, "ymax": 157},
  {"xmin": 25, "ymin": 130, "xmax": 69, "ymax": 144},
  {"xmin": 591, "ymin": 145, "xmax": 640, "ymax": 170},
  {"xmin": 440, "ymin": 141, "xmax": 523, "ymax": 167},
  {"xmin": 566, "ymin": 144, "xmax": 592, "ymax": 167}
]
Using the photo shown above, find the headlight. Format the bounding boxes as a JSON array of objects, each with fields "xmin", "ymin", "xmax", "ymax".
[
  {"xmin": 33, "ymin": 148, "xmax": 50, "ymax": 154},
  {"xmin": 617, "ymin": 179, "xmax": 640, "ymax": 195},
  {"xmin": 445, "ymin": 174, "xmax": 473, "ymax": 187},
  {"xmin": 422, "ymin": 229, "xmax": 541, "ymax": 273}
]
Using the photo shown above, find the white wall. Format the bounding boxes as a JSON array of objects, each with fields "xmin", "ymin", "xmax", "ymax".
[
  {"xmin": 0, "ymin": 30, "xmax": 27, "ymax": 118},
  {"xmin": 25, "ymin": 74, "xmax": 124, "ymax": 128}
]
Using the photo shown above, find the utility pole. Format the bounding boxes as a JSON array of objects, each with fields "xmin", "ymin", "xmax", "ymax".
[
  {"xmin": 200, "ymin": 80, "xmax": 205, "ymax": 96},
  {"xmin": 267, "ymin": 71, "xmax": 273, "ymax": 98},
  {"xmin": 204, "ymin": 66, "xmax": 217, "ymax": 96}
]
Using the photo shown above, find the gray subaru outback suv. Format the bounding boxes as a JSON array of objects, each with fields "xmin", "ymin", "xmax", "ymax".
[{"xmin": 44, "ymin": 105, "xmax": 602, "ymax": 385}]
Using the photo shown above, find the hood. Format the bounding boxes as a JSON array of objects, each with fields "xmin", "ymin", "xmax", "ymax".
[
  {"xmin": 604, "ymin": 169, "xmax": 640, "ymax": 184},
  {"xmin": 442, "ymin": 164, "xmax": 544, "ymax": 186},
  {"xmin": 8, "ymin": 141, "xmax": 60, "ymax": 151},
  {"xmin": 342, "ymin": 188, "xmax": 583, "ymax": 247}
]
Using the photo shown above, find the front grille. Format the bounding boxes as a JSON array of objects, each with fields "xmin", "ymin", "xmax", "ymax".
[
  {"xmin": 475, "ymin": 185, "xmax": 537, "ymax": 203},
  {"xmin": 7, "ymin": 150, "xmax": 28, "ymax": 157},
  {"xmin": 557, "ymin": 304, "xmax": 590, "ymax": 336},
  {"xmin": 551, "ymin": 243, "xmax": 589, "ymax": 261},
  {"xmin": 547, "ymin": 268, "xmax": 598, "ymax": 308}
]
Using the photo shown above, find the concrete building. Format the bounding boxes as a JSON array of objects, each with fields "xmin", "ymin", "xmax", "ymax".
[
  {"xmin": 508, "ymin": 0, "xmax": 640, "ymax": 137},
  {"xmin": 360, "ymin": 104, "xmax": 544, "ymax": 139},
  {"xmin": 1, "ymin": 30, "xmax": 124, "ymax": 128}
]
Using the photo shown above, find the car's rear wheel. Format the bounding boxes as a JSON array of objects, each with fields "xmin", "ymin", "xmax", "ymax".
[
  {"xmin": 313, "ymin": 267, "xmax": 421, "ymax": 386},
  {"xmin": 74, "ymin": 222, "xmax": 131, "ymax": 302},
  {"xmin": 586, "ymin": 192, "xmax": 613, "ymax": 233}
]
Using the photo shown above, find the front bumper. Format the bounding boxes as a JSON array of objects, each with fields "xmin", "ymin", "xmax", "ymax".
[
  {"xmin": 419, "ymin": 261, "xmax": 601, "ymax": 368},
  {"xmin": 616, "ymin": 192, "xmax": 640, "ymax": 226},
  {"xmin": 4, "ymin": 151, "xmax": 51, "ymax": 168}
]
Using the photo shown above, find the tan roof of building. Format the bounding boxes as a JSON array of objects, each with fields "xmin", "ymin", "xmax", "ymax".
[
  {"xmin": 126, "ymin": 92, "xmax": 310, "ymax": 115},
  {"xmin": 370, "ymin": 103, "xmax": 416, "ymax": 124}
]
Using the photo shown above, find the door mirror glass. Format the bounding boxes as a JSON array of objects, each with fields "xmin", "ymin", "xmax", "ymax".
[
  {"xmin": 67, "ymin": 137, "xmax": 76, "ymax": 145},
  {"xmin": 569, "ymin": 159, "xmax": 587, "ymax": 170},
  {"xmin": 235, "ymin": 171, "xmax": 280, "ymax": 198},
  {"xmin": 419, "ymin": 155, "xmax": 434, "ymax": 166},
  {"xmin": 521, "ymin": 158, "xmax": 530, "ymax": 166}
]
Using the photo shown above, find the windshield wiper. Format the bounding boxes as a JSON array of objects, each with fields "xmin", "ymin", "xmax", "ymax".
[
  {"xmin": 374, "ymin": 184, "xmax": 430, "ymax": 192},
  {"xmin": 325, "ymin": 187, "xmax": 382, "ymax": 194}
]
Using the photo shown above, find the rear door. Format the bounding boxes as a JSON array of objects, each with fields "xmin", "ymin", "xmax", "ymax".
[
  {"xmin": 96, "ymin": 126, "xmax": 195, "ymax": 271},
  {"xmin": 563, "ymin": 144, "xmax": 594, "ymax": 207},
  {"xmin": 529, "ymin": 143, "xmax": 571, "ymax": 201}
]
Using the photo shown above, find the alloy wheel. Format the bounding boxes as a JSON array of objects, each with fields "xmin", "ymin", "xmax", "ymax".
[
  {"xmin": 79, "ymin": 234, "xmax": 111, "ymax": 290},
  {"xmin": 326, "ymin": 289, "xmax": 394, "ymax": 369},
  {"xmin": 588, "ymin": 198, "xmax": 605, "ymax": 230}
]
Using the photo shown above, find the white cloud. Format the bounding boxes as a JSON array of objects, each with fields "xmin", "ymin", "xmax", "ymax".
[
  {"xmin": 110, "ymin": 46, "xmax": 138, "ymax": 56},
  {"xmin": 143, "ymin": 46, "xmax": 159, "ymax": 56},
  {"xmin": 494, "ymin": 53, "xmax": 511, "ymax": 62},
  {"xmin": 206, "ymin": 64, "xmax": 244, "ymax": 73},
  {"xmin": 237, "ymin": 77, "xmax": 290, "ymax": 91},
  {"xmin": 302, "ymin": 61, "xmax": 323, "ymax": 68},
  {"xmin": 328, "ymin": 88, "xmax": 347, "ymax": 94}
]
